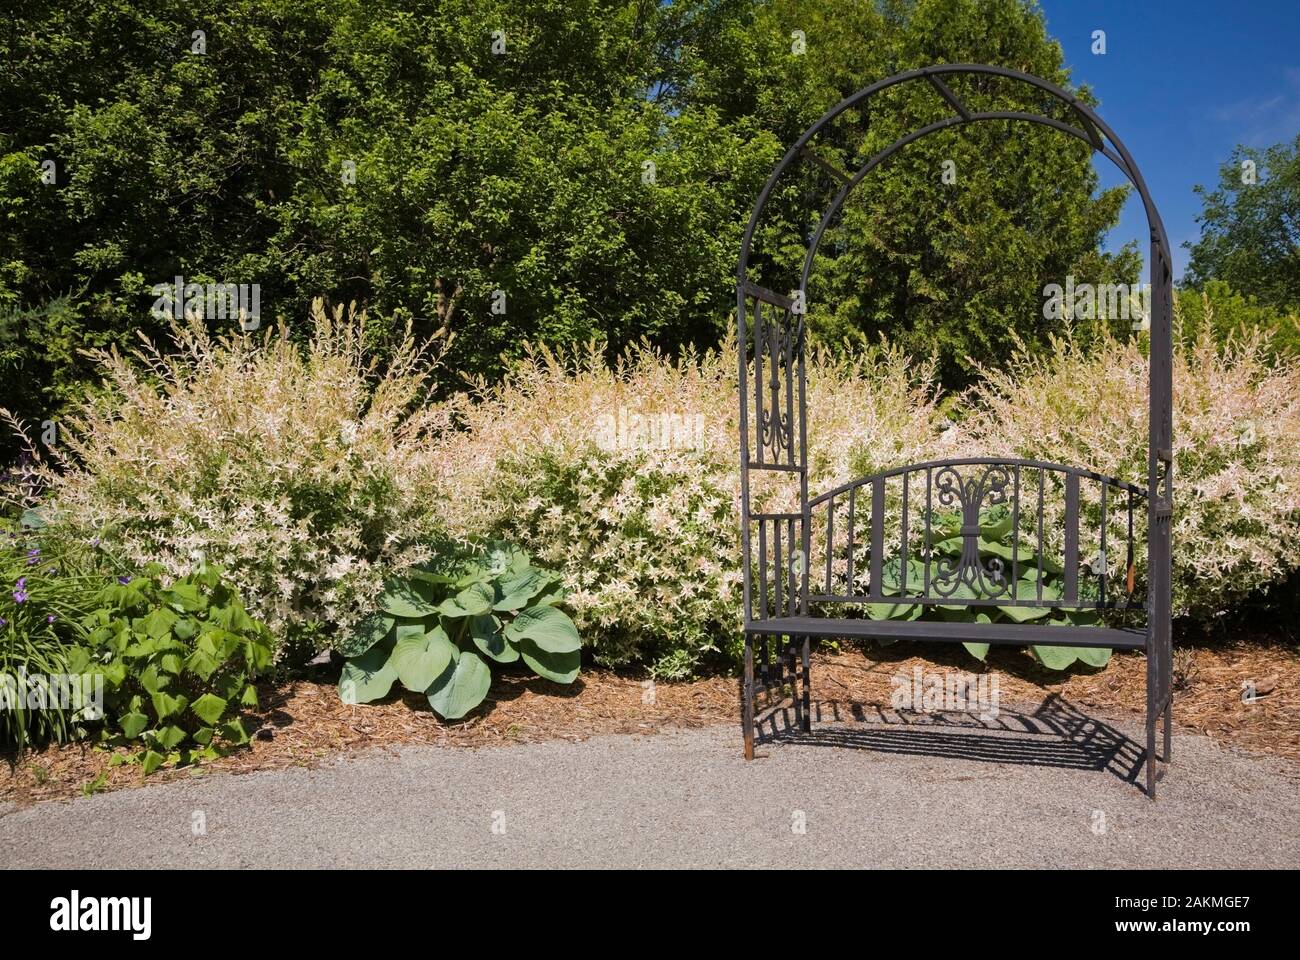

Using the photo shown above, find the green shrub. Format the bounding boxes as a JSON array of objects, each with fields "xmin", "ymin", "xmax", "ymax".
[
  {"xmin": 337, "ymin": 542, "xmax": 579, "ymax": 719},
  {"xmin": 69, "ymin": 562, "xmax": 273, "ymax": 775},
  {"xmin": 1175, "ymin": 282, "xmax": 1300, "ymax": 357}
]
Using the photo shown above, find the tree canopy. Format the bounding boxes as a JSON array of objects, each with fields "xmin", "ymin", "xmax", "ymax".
[
  {"xmin": 1, "ymin": 0, "xmax": 1142, "ymax": 430},
  {"xmin": 1185, "ymin": 136, "xmax": 1300, "ymax": 316}
]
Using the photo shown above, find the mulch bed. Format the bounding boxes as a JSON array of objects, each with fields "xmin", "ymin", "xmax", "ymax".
[{"xmin": 3, "ymin": 635, "xmax": 1296, "ymax": 805}]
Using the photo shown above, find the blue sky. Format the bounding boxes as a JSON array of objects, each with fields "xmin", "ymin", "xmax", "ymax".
[{"xmin": 1038, "ymin": 0, "xmax": 1300, "ymax": 281}]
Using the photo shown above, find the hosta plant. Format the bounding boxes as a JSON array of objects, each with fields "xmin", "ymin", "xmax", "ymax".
[
  {"xmin": 70, "ymin": 562, "xmax": 274, "ymax": 775},
  {"xmin": 336, "ymin": 542, "xmax": 580, "ymax": 719},
  {"xmin": 862, "ymin": 505, "xmax": 1113, "ymax": 671}
]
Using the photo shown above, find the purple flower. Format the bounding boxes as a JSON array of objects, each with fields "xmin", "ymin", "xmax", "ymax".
[
  {"xmin": 0, "ymin": 617, "xmax": 6, "ymax": 628},
  {"xmin": 26, "ymin": 548, "xmax": 40, "ymax": 565},
  {"xmin": 13, "ymin": 577, "xmax": 28, "ymax": 604},
  {"xmin": 117, "ymin": 575, "xmax": 131, "ymax": 585},
  {"xmin": 46, "ymin": 614, "xmax": 56, "ymax": 624}
]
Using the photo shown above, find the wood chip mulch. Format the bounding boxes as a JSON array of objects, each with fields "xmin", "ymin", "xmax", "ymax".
[{"xmin": 3, "ymin": 634, "xmax": 1296, "ymax": 805}]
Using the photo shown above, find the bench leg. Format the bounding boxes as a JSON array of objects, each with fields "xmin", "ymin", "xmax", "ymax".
[
  {"xmin": 1145, "ymin": 719, "xmax": 1156, "ymax": 799},
  {"xmin": 1163, "ymin": 695, "xmax": 1172, "ymax": 763},
  {"xmin": 786, "ymin": 637, "xmax": 802, "ymax": 729},
  {"xmin": 742, "ymin": 635, "xmax": 755, "ymax": 760},
  {"xmin": 1161, "ymin": 631, "xmax": 1173, "ymax": 764},
  {"xmin": 1145, "ymin": 648, "xmax": 1158, "ymax": 800},
  {"xmin": 801, "ymin": 635, "xmax": 811, "ymax": 733}
]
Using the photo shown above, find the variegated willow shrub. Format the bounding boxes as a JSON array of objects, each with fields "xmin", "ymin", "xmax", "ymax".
[
  {"xmin": 7, "ymin": 299, "xmax": 1296, "ymax": 679},
  {"xmin": 428, "ymin": 319, "xmax": 1300, "ymax": 675},
  {"xmin": 423, "ymin": 340, "xmax": 955, "ymax": 678},
  {"xmin": 964, "ymin": 319, "xmax": 1300, "ymax": 623},
  {"xmin": 3, "ymin": 302, "xmax": 454, "ymax": 663}
]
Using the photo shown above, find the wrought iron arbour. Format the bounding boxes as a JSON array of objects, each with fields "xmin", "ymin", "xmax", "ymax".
[{"xmin": 736, "ymin": 64, "xmax": 1173, "ymax": 797}]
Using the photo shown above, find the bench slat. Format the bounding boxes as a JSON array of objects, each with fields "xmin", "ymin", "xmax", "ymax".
[{"xmin": 746, "ymin": 616, "xmax": 1145, "ymax": 650}]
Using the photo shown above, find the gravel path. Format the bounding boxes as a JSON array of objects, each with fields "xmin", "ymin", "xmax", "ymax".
[{"xmin": 3, "ymin": 710, "xmax": 1298, "ymax": 868}]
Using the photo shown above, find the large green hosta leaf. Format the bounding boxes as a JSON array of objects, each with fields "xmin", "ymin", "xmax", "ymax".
[
  {"xmin": 1016, "ymin": 577, "xmax": 1062, "ymax": 601},
  {"xmin": 1074, "ymin": 646, "xmax": 1113, "ymax": 668},
  {"xmin": 426, "ymin": 650, "xmax": 493, "ymax": 719},
  {"xmin": 935, "ymin": 581, "xmax": 978, "ymax": 611},
  {"xmin": 517, "ymin": 639, "xmax": 581, "ymax": 684},
  {"xmin": 493, "ymin": 569, "xmax": 552, "ymax": 612},
  {"xmin": 997, "ymin": 602, "xmax": 1051, "ymax": 622},
  {"xmin": 1049, "ymin": 614, "xmax": 1113, "ymax": 667},
  {"xmin": 339, "ymin": 643, "xmax": 399, "ymax": 704},
  {"xmin": 878, "ymin": 557, "xmax": 927, "ymax": 594},
  {"xmin": 391, "ymin": 624, "xmax": 456, "ymax": 693},
  {"xmin": 865, "ymin": 601, "xmax": 923, "ymax": 621},
  {"xmin": 504, "ymin": 605, "xmax": 580, "ymax": 653},
  {"xmin": 980, "ymin": 510, "xmax": 1013, "ymax": 541},
  {"xmin": 1030, "ymin": 645, "xmax": 1080, "ymax": 670},
  {"xmin": 961, "ymin": 615, "xmax": 995, "ymax": 661},
  {"xmin": 439, "ymin": 581, "xmax": 494, "ymax": 617},
  {"xmin": 471, "ymin": 614, "xmax": 519, "ymax": 663}
]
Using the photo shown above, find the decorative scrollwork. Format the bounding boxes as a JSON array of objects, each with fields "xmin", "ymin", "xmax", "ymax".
[
  {"xmin": 758, "ymin": 407, "xmax": 790, "ymax": 460},
  {"xmin": 930, "ymin": 464, "xmax": 1014, "ymax": 599},
  {"xmin": 755, "ymin": 305, "xmax": 796, "ymax": 460}
]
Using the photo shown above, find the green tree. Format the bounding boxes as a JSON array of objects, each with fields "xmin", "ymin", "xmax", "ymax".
[
  {"xmin": 1175, "ymin": 280, "xmax": 1300, "ymax": 356},
  {"xmin": 1, "ymin": 0, "xmax": 1143, "ymax": 436},
  {"xmin": 1185, "ymin": 136, "xmax": 1300, "ymax": 315},
  {"xmin": 0, "ymin": 0, "xmax": 776, "ymax": 429},
  {"xmin": 676, "ymin": 0, "xmax": 1140, "ymax": 384}
]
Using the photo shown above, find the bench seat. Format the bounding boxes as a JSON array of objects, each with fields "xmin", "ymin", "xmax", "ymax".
[{"xmin": 745, "ymin": 616, "xmax": 1146, "ymax": 650}]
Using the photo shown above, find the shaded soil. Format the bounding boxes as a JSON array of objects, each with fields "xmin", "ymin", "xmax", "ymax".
[{"xmin": 3, "ymin": 634, "xmax": 1296, "ymax": 806}]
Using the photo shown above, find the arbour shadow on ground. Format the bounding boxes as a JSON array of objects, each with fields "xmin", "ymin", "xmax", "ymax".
[{"xmin": 752, "ymin": 692, "xmax": 1149, "ymax": 788}]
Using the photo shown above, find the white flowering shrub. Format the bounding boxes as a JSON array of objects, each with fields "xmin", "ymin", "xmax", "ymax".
[
  {"xmin": 8, "ymin": 297, "xmax": 1295, "ymax": 677},
  {"xmin": 5, "ymin": 302, "xmax": 452, "ymax": 661},
  {"xmin": 964, "ymin": 321, "xmax": 1300, "ymax": 621},
  {"xmin": 426, "ymin": 340, "xmax": 952, "ymax": 677},
  {"xmin": 430, "ymin": 318, "xmax": 1300, "ymax": 672}
]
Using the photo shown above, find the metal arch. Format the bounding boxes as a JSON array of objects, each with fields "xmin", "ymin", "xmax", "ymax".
[
  {"xmin": 735, "ymin": 64, "xmax": 1174, "ymax": 797},
  {"xmin": 735, "ymin": 63, "xmax": 1172, "ymax": 283},
  {"xmin": 797, "ymin": 110, "xmax": 1140, "ymax": 292}
]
